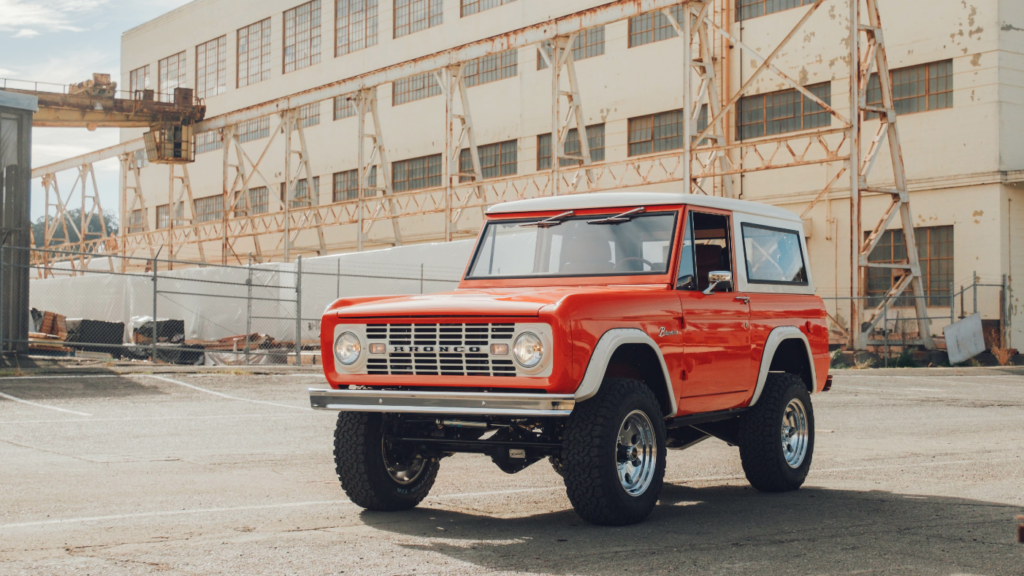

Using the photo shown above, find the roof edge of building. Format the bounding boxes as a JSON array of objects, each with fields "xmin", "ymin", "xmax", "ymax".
[{"xmin": 122, "ymin": 0, "xmax": 218, "ymax": 40}]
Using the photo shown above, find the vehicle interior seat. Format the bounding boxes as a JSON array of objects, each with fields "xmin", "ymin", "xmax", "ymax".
[{"xmin": 695, "ymin": 244, "xmax": 727, "ymax": 291}]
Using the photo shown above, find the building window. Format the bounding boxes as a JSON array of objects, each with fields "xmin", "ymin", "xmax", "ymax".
[
  {"xmin": 867, "ymin": 60, "xmax": 953, "ymax": 119},
  {"xmin": 463, "ymin": 49, "xmax": 517, "ymax": 88},
  {"xmin": 281, "ymin": 177, "xmax": 320, "ymax": 208},
  {"xmin": 736, "ymin": 0, "xmax": 815, "ymax": 22},
  {"xmin": 393, "ymin": 72, "xmax": 442, "ymax": 105},
  {"xmin": 629, "ymin": 5, "xmax": 686, "ymax": 48},
  {"xmin": 238, "ymin": 18, "xmax": 272, "ymax": 88},
  {"xmin": 129, "ymin": 209, "xmax": 145, "ymax": 232},
  {"xmin": 196, "ymin": 131, "xmax": 223, "ymax": 154},
  {"xmin": 460, "ymin": 0, "xmax": 514, "ymax": 17},
  {"xmin": 156, "ymin": 203, "xmax": 184, "ymax": 228},
  {"xmin": 284, "ymin": 0, "xmax": 322, "ymax": 74},
  {"xmin": 195, "ymin": 36, "xmax": 227, "ymax": 100},
  {"xmin": 334, "ymin": 95, "xmax": 357, "ymax": 120},
  {"xmin": 298, "ymin": 102, "xmax": 321, "ymax": 127},
  {"xmin": 538, "ymin": 27, "xmax": 605, "ymax": 69},
  {"xmin": 628, "ymin": 110, "xmax": 684, "ymax": 156},
  {"xmin": 158, "ymin": 51, "xmax": 187, "ymax": 103},
  {"xmin": 237, "ymin": 117, "xmax": 271, "ymax": 143},
  {"xmin": 537, "ymin": 124, "xmax": 605, "ymax": 170},
  {"xmin": 737, "ymin": 82, "xmax": 831, "ymax": 140},
  {"xmin": 233, "ymin": 187, "xmax": 269, "ymax": 216},
  {"xmin": 193, "ymin": 196, "xmax": 224, "ymax": 223},
  {"xmin": 867, "ymin": 226, "xmax": 953, "ymax": 308},
  {"xmin": 394, "ymin": 0, "xmax": 443, "ymax": 38},
  {"xmin": 459, "ymin": 140, "xmax": 517, "ymax": 181},
  {"xmin": 134, "ymin": 149, "xmax": 149, "ymax": 169},
  {"xmin": 129, "ymin": 65, "xmax": 150, "ymax": 98},
  {"xmin": 393, "ymin": 154, "xmax": 442, "ymax": 191},
  {"xmin": 336, "ymin": 0, "xmax": 378, "ymax": 57},
  {"xmin": 333, "ymin": 167, "xmax": 377, "ymax": 201}
]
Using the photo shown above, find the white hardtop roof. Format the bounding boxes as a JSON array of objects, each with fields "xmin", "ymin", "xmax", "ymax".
[{"xmin": 486, "ymin": 192, "xmax": 802, "ymax": 223}]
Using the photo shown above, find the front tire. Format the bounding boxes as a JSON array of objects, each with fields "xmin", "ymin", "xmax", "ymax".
[
  {"xmin": 333, "ymin": 412, "xmax": 439, "ymax": 511},
  {"xmin": 738, "ymin": 373, "xmax": 815, "ymax": 492},
  {"xmin": 562, "ymin": 378, "xmax": 667, "ymax": 526}
]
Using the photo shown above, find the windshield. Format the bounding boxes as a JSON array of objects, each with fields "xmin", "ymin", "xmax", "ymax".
[{"xmin": 466, "ymin": 211, "xmax": 678, "ymax": 279}]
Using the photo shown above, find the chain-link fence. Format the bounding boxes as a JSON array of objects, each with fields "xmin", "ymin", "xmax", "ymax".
[{"xmin": 2, "ymin": 245, "xmax": 462, "ymax": 365}]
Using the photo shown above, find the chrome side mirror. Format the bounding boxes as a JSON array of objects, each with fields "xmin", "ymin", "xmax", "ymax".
[{"xmin": 703, "ymin": 271, "xmax": 733, "ymax": 295}]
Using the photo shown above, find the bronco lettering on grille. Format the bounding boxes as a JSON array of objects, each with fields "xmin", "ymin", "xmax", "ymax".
[{"xmin": 389, "ymin": 346, "xmax": 483, "ymax": 353}]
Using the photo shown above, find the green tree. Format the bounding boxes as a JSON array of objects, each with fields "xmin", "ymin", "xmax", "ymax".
[{"xmin": 32, "ymin": 209, "xmax": 119, "ymax": 247}]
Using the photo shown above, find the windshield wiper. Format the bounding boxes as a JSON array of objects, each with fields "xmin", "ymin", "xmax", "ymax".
[
  {"xmin": 519, "ymin": 210, "xmax": 575, "ymax": 228},
  {"xmin": 587, "ymin": 207, "xmax": 646, "ymax": 225}
]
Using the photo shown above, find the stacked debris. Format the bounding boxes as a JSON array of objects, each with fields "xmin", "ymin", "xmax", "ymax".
[{"xmin": 28, "ymin": 310, "xmax": 71, "ymax": 354}]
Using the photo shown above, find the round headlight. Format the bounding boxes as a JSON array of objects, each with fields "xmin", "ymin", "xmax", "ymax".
[
  {"xmin": 334, "ymin": 332, "xmax": 362, "ymax": 366},
  {"xmin": 513, "ymin": 332, "xmax": 545, "ymax": 369}
]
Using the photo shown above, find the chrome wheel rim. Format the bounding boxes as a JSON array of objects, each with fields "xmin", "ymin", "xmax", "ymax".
[
  {"xmin": 781, "ymin": 398, "xmax": 809, "ymax": 469},
  {"xmin": 616, "ymin": 410, "xmax": 657, "ymax": 497},
  {"xmin": 381, "ymin": 432, "xmax": 427, "ymax": 485}
]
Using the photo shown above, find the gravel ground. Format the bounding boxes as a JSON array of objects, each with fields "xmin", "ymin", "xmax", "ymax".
[{"xmin": 0, "ymin": 368, "xmax": 1022, "ymax": 575}]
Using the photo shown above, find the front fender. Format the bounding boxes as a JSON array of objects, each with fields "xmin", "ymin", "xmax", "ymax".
[{"xmin": 573, "ymin": 328, "xmax": 678, "ymax": 417}]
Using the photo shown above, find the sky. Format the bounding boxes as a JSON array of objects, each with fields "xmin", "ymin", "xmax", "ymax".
[{"xmin": 0, "ymin": 0, "xmax": 193, "ymax": 221}]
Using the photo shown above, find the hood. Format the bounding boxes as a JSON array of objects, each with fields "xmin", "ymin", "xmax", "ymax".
[{"xmin": 331, "ymin": 286, "xmax": 668, "ymax": 319}]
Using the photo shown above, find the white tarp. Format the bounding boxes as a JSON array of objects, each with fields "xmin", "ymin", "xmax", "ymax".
[
  {"xmin": 944, "ymin": 313, "xmax": 987, "ymax": 364},
  {"xmin": 29, "ymin": 240, "xmax": 473, "ymax": 345}
]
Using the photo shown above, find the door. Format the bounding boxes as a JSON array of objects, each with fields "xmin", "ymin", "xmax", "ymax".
[{"xmin": 675, "ymin": 209, "xmax": 753, "ymax": 413}]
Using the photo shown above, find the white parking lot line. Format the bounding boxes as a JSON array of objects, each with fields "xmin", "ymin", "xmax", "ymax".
[
  {"xmin": 144, "ymin": 375, "xmax": 311, "ymax": 411},
  {"xmin": 0, "ymin": 391, "xmax": 91, "ymax": 417}
]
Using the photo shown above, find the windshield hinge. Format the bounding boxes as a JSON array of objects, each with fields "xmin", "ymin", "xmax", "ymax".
[
  {"xmin": 587, "ymin": 207, "xmax": 646, "ymax": 225},
  {"xmin": 519, "ymin": 211, "xmax": 575, "ymax": 228}
]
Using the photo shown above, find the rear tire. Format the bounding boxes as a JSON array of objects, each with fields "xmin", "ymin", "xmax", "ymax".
[
  {"xmin": 738, "ymin": 373, "xmax": 815, "ymax": 492},
  {"xmin": 333, "ymin": 412, "xmax": 439, "ymax": 511},
  {"xmin": 562, "ymin": 378, "xmax": 667, "ymax": 526}
]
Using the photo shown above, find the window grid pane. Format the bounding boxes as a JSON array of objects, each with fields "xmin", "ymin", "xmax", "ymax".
[
  {"xmin": 158, "ymin": 52, "xmax": 187, "ymax": 103},
  {"xmin": 866, "ymin": 226, "xmax": 954, "ymax": 308},
  {"xmin": 284, "ymin": 0, "xmax": 322, "ymax": 74},
  {"xmin": 537, "ymin": 27, "xmax": 605, "ymax": 70},
  {"xmin": 394, "ymin": 0, "xmax": 443, "ymax": 38},
  {"xmin": 460, "ymin": 0, "xmax": 514, "ymax": 17},
  {"xmin": 237, "ymin": 117, "xmax": 271, "ymax": 143},
  {"xmin": 463, "ymin": 49, "xmax": 517, "ymax": 87},
  {"xmin": 130, "ymin": 65, "xmax": 150, "ymax": 98},
  {"xmin": 459, "ymin": 140, "xmax": 517, "ymax": 181},
  {"xmin": 196, "ymin": 130, "xmax": 223, "ymax": 154},
  {"xmin": 195, "ymin": 36, "xmax": 227, "ymax": 100},
  {"xmin": 334, "ymin": 95, "xmax": 357, "ymax": 119},
  {"xmin": 336, "ymin": 0, "xmax": 378, "ymax": 57},
  {"xmin": 628, "ymin": 5, "xmax": 685, "ymax": 48},
  {"xmin": 736, "ymin": 0, "xmax": 815, "ymax": 22},
  {"xmin": 194, "ymin": 196, "xmax": 224, "ymax": 223},
  {"xmin": 865, "ymin": 60, "xmax": 953, "ymax": 120},
  {"xmin": 393, "ymin": 154, "xmax": 442, "ymax": 192},
  {"xmin": 737, "ymin": 82, "xmax": 830, "ymax": 140},
  {"xmin": 238, "ymin": 18, "xmax": 272, "ymax": 88},
  {"xmin": 393, "ymin": 71, "xmax": 442, "ymax": 105},
  {"xmin": 298, "ymin": 102, "xmax": 321, "ymax": 127}
]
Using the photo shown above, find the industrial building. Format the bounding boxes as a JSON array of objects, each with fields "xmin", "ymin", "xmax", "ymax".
[{"xmin": 21, "ymin": 0, "xmax": 1024, "ymax": 351}]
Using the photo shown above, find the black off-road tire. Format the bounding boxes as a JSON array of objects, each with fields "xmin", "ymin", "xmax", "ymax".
[
  {"xmin": 548, "ymin": 456, "xmax": 565, "ymax": 478},
  {"xmin": 562, "ymin": 378, "xmax": 667, "ymax": 526},
  {"xmin": 738, "ymin": 373, "xmax": 815, "ymax": 492},
  {"xmin": 333, "ymin": 412, "xmax": 439, "ymax": 511}
]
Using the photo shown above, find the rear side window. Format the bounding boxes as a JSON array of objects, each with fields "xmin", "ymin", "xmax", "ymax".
[{"xmin": 742, "ymin": 224, "xmax": 808, "ymax": 285}]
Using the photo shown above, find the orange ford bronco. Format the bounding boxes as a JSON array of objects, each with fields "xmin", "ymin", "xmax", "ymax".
[{"xmin": 311, "ymin": 192, "xmax": 831, "ymax": 525}]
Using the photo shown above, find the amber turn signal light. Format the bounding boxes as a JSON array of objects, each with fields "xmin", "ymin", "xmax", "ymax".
[
  {"xmin": 369, "ymin": 343, "xmax": 386, "ymax": 355},
  {"xmin": 490, "ymin": 344, "xmax": 510, "ymax": 356}
]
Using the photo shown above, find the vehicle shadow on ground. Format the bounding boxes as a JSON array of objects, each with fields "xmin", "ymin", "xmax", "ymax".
[
  {"xmin": 361, "ymin": 483, "xmax": 1022, "ymax": 575},
  {"xmin": 0, "ymin": 373, "xmax": 166, "ymax": 401}
]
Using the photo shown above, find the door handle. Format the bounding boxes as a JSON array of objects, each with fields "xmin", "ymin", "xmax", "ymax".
[{"xmin": 734, "ymin": 296, "xmax": 750, "ymax": 305}]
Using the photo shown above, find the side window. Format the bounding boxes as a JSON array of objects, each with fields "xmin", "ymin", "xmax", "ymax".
[
  {"xmin": 678, "ymin": 211, "xmax": 733, "ymax": 291},
  {"xmin": 742, "ymin": 223, "xmax": 808, "ymax": 285}
]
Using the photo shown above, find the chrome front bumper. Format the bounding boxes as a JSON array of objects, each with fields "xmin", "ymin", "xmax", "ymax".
[{"xmin": 309, "ymin": 388, "xmax": 575, "ymax": 416}]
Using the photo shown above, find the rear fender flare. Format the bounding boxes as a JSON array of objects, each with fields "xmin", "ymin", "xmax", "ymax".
[
  {"xmin": 749, "ymin": 326, "xmax": 816, "ymax": 407},
  {"xmin": 574, "ymin": 328, "xmax": 677, "ymax": 417}
]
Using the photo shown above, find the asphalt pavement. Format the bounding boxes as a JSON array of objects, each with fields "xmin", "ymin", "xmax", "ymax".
[{"xmin": 1, "ymin": 368, "xmax": 1022, "ymax": 575}]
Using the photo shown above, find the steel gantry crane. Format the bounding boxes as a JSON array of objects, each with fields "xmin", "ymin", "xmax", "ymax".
[{"xmin": 22, "ymin": 0, "xmax": 932, "ymax": 351}]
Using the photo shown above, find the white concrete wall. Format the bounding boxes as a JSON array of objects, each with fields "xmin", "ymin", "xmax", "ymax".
[{"xmin": 117, "ymin": 0, "xmax": 1024, "ymax": 346}]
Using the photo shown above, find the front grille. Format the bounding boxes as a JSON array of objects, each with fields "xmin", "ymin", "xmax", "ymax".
[{"xmin": 366, "ymin": 323, "xmax": 517, "ymax": 377}]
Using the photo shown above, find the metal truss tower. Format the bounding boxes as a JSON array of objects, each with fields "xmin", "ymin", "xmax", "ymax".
[{"xmin": 24, "ymin": 0, "xmax": 932, "ymax": 350}]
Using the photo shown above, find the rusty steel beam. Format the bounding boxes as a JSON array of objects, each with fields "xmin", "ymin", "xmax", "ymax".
[{"xmin": 4, "ymin": 87, "xmax": 204, "ymax": 129}]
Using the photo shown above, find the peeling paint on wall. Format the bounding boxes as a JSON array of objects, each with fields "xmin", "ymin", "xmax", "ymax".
[{"xmin": 971, "ymin": 53, "xmax": 982, "ymax": 67}]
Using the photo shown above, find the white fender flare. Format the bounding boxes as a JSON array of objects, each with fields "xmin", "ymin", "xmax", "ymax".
[
  {"xmin": 574, "ymin": 328, "xmax": 677, "ymax": 417},
  {"xmin": 749, "ymin": 326, "xmax": 817, "ymax": 407}
]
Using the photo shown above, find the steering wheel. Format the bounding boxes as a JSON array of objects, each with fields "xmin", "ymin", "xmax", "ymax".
[{"xmin": 613, "ymin": 257, "xmax": 655, "ymax": 272}]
